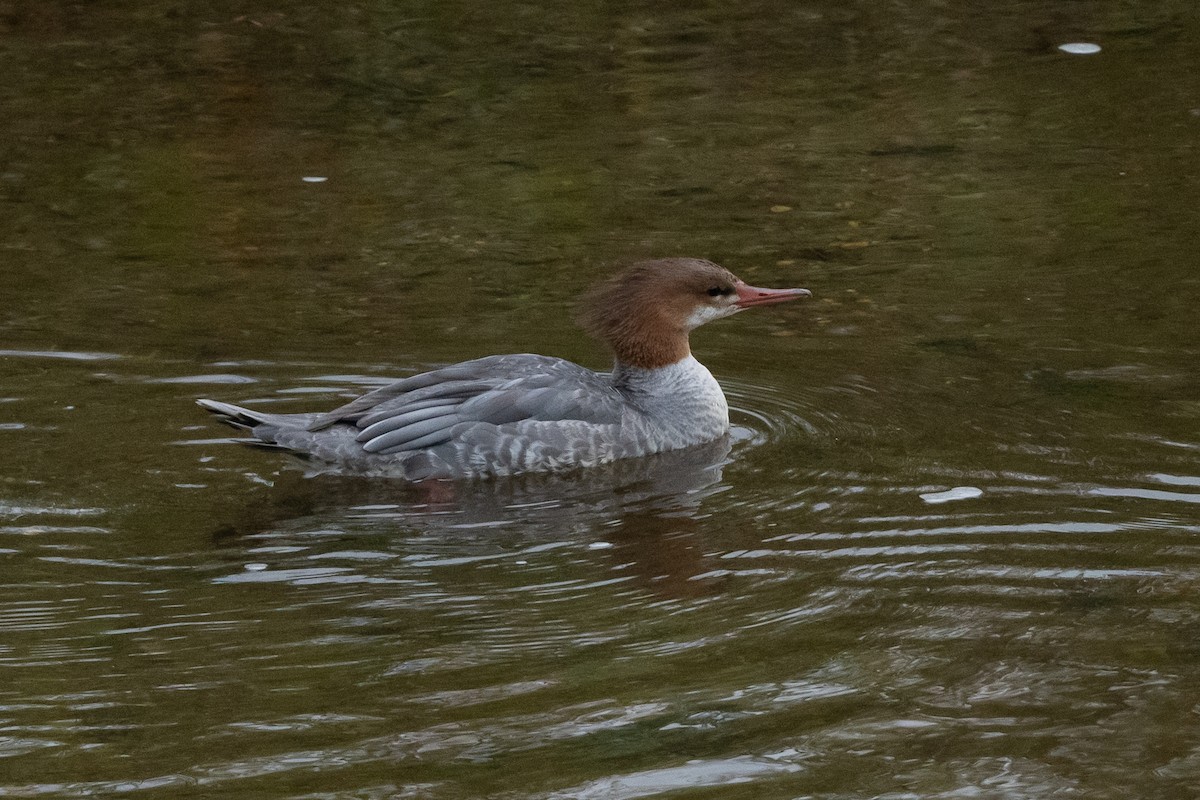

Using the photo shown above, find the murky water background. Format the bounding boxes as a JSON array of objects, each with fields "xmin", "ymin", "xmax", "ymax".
[{"xmin": 2, "ymin": 2, "xmax": 1198, "ymax": 798}]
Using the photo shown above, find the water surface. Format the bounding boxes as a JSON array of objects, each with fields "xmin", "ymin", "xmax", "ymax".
[{"xmin": 1, "ymin": 2, "xmax": 1198, "ymax": 798}]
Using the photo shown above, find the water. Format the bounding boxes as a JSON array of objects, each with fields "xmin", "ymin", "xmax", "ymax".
[{"xmin": 2, "ymin": 2, "xmax": 1198, "ymax": 797}]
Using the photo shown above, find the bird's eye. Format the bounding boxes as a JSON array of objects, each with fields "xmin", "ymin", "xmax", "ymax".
[{"xmin": 707, "ymin": 286, "xmax": 725, "ymax": 297}]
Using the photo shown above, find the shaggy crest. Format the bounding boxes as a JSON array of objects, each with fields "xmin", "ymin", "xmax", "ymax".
[{"xmin": 578, "ymin": 258, "xmax": 741, "ymax": 369}]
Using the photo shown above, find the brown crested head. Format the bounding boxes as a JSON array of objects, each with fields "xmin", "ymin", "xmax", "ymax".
[{"xmin": 578, "ymin": 258, "xmax": 810, "ymax": 370}]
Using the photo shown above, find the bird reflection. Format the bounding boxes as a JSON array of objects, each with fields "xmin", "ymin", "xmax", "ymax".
[
  {"xmin": 210, "ymin": 437, "xmax": 733, "ymax": 598},
  {"xmin": 602, "ymin": 509, "xmax": 720, "ymax": 598}
]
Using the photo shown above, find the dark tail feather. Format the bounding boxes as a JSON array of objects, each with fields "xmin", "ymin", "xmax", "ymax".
[{"xmin": 196, "ymin": 399, "xmax": 273, "ymax": 431}]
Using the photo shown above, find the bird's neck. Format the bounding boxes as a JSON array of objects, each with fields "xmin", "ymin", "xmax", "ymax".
[{"xmin": 606, "ymin": 326, "xmax": 691, "ymax": 371}]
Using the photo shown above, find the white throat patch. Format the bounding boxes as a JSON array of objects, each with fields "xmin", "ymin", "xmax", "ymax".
[{"xmin": 684, "ymin": 303, "xmax": 741, "ymax": 330}]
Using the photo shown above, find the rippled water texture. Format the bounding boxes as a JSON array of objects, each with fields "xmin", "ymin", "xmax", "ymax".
[{"xmin": 2, "ymin": 2, "xmax": 1199, "ymax": 798}]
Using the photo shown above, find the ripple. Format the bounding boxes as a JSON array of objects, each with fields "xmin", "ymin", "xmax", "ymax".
[
  {"xmin": 1150, "ymin": 473, "xmax": 1200, "ymax": 487},
  {"xmin": 0, "ymin": 736, "xmax": 63, "ymax": 758},
  {"xmin": 1089, "ymin": 485, "xmax": 1200, "ymax": 504},
  {"xmin": 1, "ymin": 525, "xmax": 109, "ymax": 535},
  {"xmin": 724, "ymin": 377, "xmax": 828, "ymax": 447},
  {"xmin": 0, "ymin": 602, "xmax": 71, "ymax": 633},
  {"xmin": 212, "ymin": 566, "xmax": 396, "ymax": 585},
  {"xmin": 0, "ymin": 349, "xmax": 122, "ymax": 361},
  {"xmin": 147, "ymin": 374, "xmax": 259, "ymax": 385},
  {"xmin": 407, "ymin": 679, "xmax": 556, "ymax": 709},
  {"xmin": 0, "ymin": 504, "xmax": 105, "ymax": 518},
  {"xmin": 539, "ymin": 755, "xmax": 802, "ymax": 799}
]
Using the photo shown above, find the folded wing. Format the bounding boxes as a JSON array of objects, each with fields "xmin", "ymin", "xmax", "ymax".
[{"xmin": 304, "ymin": 354, "xmax": 626, "ymax": 456}]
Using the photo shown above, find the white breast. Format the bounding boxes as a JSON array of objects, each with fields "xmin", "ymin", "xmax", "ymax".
[{"xmin": 614, "ymin": 355, "xmax": 731, "ymax": 451}]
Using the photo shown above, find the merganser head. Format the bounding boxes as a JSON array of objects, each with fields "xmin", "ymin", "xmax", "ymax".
[{"xmin": 578, "ymin": 258, "xmax": 811, "ymax": 369}]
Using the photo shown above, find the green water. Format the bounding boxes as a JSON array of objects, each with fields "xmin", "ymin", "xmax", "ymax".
[{"xmin": 2, "ymin": 2, "xmax": 1198, "ymax": 797}]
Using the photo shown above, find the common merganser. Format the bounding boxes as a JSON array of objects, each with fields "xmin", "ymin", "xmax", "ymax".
[{"xmin": 198, "ymin": 258, "xmax": 810, "ymax": 479}]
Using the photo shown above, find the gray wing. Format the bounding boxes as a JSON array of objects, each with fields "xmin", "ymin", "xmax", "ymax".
[{"xmin": 305, "ymin": 354, "xmax": 625, "ymax": 456}]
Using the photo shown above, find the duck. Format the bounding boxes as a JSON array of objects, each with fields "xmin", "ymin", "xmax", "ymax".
[{"xmin": 197, "ymin": 258, "xmax": 810, "ymax": 479}]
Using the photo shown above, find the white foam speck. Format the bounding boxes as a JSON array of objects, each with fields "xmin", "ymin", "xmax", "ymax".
[
  {"xmin": 1059, "ymin": 42, "xmax": 1101, "ymax": 54},
  {"xmin": 920, "ymin": 486, "xmax": 984, "ymax": 504}
]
